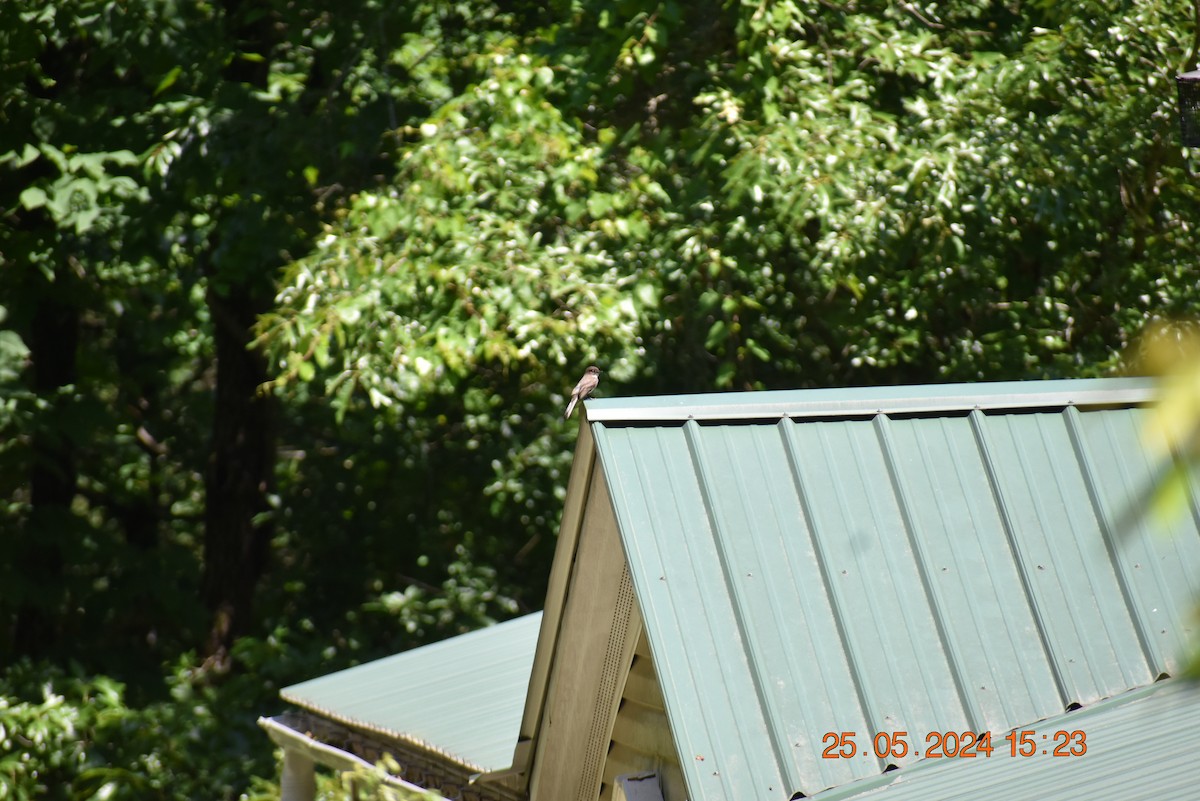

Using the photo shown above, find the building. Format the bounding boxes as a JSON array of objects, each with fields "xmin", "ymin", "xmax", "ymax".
[
  {"xmin": 263, "ymin": 377, "xmax": 1200, "ymax": 801},
  {"xmin": 260, "ymin": 613, "xmax": 540, "ymax": 801}
]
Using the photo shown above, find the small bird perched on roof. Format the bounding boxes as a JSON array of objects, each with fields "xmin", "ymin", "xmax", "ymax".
[{"xmin": 564, "ymin": 366, "xmax": 601, "ymax": 419}]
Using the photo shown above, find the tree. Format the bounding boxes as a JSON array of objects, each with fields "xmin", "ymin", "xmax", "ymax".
[
  {"xmin": 3, "ymin": 0, "xmax": 1200, "ymax": 795},
  {"xmin": 0, "ymin": 0, "xmax": 437, "ymax": 663},
  {"xmin": 260, "ymin": 0, "xmax": 1200, "ymax": 596},
  {"xmin": 1, "ymin": 1, "xmax": 184, "ymax": 662}
]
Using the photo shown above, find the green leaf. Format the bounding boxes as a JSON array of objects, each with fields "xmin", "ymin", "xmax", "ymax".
[
  {"xmin": 1, "ymin": 143, "xmax": 41, "ymax": 168},
  {"xmin": 154, "ymin": 66, "xmax": 183, "ymax": 97},
  {"xmin": 746, "ymin": 338, "xmax": 770, "ymax": 362},
  {"xmin": 0, "ymin": 330, "xmax": 29, "ymax": 383},
  {"xmin": 705, "ymin": 320, "xmax": 729, "ymax": 350},
  {"xmin": 73, "ymin": 205, "xmax": 101, "ymax": 234},
  {"xmin": 19, "ymin": 186, "xmax": 47, "ymax": 209}
]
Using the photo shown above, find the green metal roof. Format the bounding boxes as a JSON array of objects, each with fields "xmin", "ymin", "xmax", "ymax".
[
  {"xmin": 589, "ymin": 377, "xmax": 1200, "ymax": 800},
  {"xmin": 280, "ymin": 612, "xmax": 541, "ymax": 773},
  {"xmin": 584, "ymin": 376, "xmax": 1156, "ymax": 422}
]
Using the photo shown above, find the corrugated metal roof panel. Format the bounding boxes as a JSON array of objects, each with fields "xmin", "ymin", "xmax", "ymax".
[
  {"xmin": 810, "ymin": 679, "xmax": 1200, "ymax": 801},
  {"xmin": 593, "ymin": 378, "xmax": 1200, "ymax": 800},
  {"xmin": 600, "ymin": 425, "xmax": 791, "ymax": 799},
  {"xmin": 281, "ymin": 612, "xmax": 541, "ymax": 772}
]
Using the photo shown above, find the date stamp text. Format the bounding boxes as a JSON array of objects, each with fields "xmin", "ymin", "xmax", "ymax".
[{"xmin": 820, "ymin": 729, "xmax": 1087, "ymax": 760}]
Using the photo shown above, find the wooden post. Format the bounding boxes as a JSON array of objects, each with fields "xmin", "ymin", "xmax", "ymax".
[{"xmin": 280, "ymin": 748, "xmax": 317, "ymax": 801}]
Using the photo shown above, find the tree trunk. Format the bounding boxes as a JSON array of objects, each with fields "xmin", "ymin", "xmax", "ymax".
[
  {"xmin": 202, "ymin": 285, "xmax": 275, "ymax": 663},
  {"xmin": 198, "ymin": 0, "xmax": 283, "ymax": 665}
]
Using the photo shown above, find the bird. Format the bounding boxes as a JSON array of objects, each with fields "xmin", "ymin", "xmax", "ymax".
[{"xmin": 564, "ymin": 366, "xmax": 601, "ymax": 419}]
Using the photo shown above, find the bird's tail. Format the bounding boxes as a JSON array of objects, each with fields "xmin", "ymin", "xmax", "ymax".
[{"xmin": 564, "ymin": 397, "xmax": 578, "ymax": 419}]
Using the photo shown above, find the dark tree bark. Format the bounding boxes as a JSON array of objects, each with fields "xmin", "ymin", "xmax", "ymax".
[
  {"xmin": 202, "ymin": 285, "xmax": 275, "ymax": 663},
  {"xmin": 197, "ymin": 0, "xmax": 285, "ymax": 666}
]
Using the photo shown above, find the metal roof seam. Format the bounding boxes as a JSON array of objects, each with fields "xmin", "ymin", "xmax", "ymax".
[
  {"xmin": 1062, "ymin": 405, "xmax": 1159, "ymax": 678},
  {"xmin": 763, "ymin": 420, "xmax": 871, "ymax": 793},
  {"xmin": 872, "ymin": 414, "xmax": 981, "ymax": 735},
  {"xmin": 1035, "ymin": 411, "xmax": 1147, "ymax": 696},
  {"xmin": 660, "ymin": 423, "xmax": 768, "ymax": 798},
  {"xmin": 1014, "ymin": 413, "xmax": 1099, "ymax": 699},
  {"xmin": 1091, "ymin": 412, "xmax": 1176, "ymax": 649},
  {"xmin": 967, "ymin": 409, "xmax": 1071, "ymax": 709},
  {"xmin": 846, "ymin": 422, "xmax": 944, "ymax": 731},
  {"xmin": 682, "ymin": 419, "xmax": 803, "ymax": 791},
  {"xmin": 594, "ymin": 425, "xmax": 738, "ymax": 799},
  {"xmin": 1088, "ymin": 408, "xmax": 1200, "ymax": 675},
  {"xmin": 779, "ymin": 421, "xmax": 881, "ymax": 765},
  {"xmin": 923, "ymin": 415, "xmax": 1027, "ymax": 726}
]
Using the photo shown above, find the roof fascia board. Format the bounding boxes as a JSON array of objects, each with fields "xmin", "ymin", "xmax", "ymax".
[
  {"xmin": 277, "ymin": 690, "xmax": 487, "ymax": 773},
  {"xmin": 583, "ymin": 377, "xmax": 1157, "ymax": 424},
  {"xmin": 526, "ymin": 465, "xmax": 640, "ymax": 800},
  {"xmin": 259, "ymin": 715, "xmax": 447, "ymax": 800},
  {"xmin": 494, "ymin": 413, "xmax": 598, "ymax": 786}
]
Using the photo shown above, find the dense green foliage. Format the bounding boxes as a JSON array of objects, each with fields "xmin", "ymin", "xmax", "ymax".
[{"xmin": 1, "ymin": 0, "xmax": 1198, "ymax": 797}]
